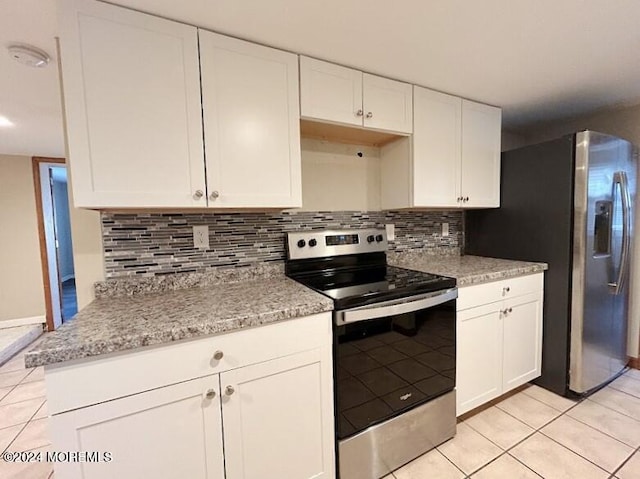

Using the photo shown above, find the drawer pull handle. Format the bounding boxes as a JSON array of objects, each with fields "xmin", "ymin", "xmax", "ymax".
[
  {"xmin": 225, "ymin": 385, "xmax": 235, "ymax": 396},
  {"xmin": 205, "ymin": 389, "xmax": 217, "ymax": 399},
  {"xmin": 213, "ymin": 350, "xmax": 224, "ymax": 361}
]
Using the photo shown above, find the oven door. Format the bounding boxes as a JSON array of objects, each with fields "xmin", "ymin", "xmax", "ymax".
[{"xmin": 334, "ymin": 288, "xmax": 457, "ymax": 440}]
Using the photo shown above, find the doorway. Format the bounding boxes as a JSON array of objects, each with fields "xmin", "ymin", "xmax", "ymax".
[{"xmin": 32, "ymin": 157, "xmax": 78, "ymax": 331}]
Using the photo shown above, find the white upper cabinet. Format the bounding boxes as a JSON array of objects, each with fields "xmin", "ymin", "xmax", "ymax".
[
  {"xmin": 413, "ymin": 87, "xmax": 462, "ymax": 207},
  {"xmin": 57, "ymin": 0, "xmax": 205, "ymax": 208},
  {"xmin": 300, "ymin": 56, "xmax": 413, "ymax": 134},
  {"xmin": 461, "ymin": 100, "xmax": 502, "ymax": 208},
  {"xmin": 200, "ymin": 31, "xmax": 302, "ymax": 208},
  {"xmin": 300, "ymin": 57, "xmax": 363, "ymax": 127},
  {"xmin": 362, "ymin": 73, "xmax": 413, "ymax": 133},
  {"xmin": 388, "ymin": 86, "xmax": 501, "ymax": 209}
]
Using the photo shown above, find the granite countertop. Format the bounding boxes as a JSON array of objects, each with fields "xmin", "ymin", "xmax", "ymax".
[
  {"xmin": 25, "ymin": 275, "xmax": 333, "ymax": 368},
  {"xmin": 388, "ymin": 252, "xmax": 547, "ymax": 286}
]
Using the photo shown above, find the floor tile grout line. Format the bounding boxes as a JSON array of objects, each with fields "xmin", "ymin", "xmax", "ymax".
[
  {"xmin": 537, "ymin": 428, "xmax": 632, "ymax": 475},
  {"xmin": 565, "ymin": 404, "xmax": 640, "ymax": 448},
  {"xmin": 1, "ymin": 420, "xmax": 30, "ymax": 455},
  {"xmin": 457, "ymin": 391, "xmax": 583, "ymax": 477},
  {"xmin": 587, "ymin": 393, "xmax": 640, "ymax": 422},
  {"xmin": 609, "ymin": 443, "xmax": 640, "ymax": 478},
  {"xmin": 435, "ymin": 447, "xmax": 468, "ymax": 477},
  {"xmin": 477, "ymin": 395, "xmax": 595, "ymax": 475},
  {"xmin": 503, "ymin": 452, "xmax": 545, "ymax": 478},
  {"xmin": 0, "ymin": 393, "xmax": 47, "ymax": 409},
  {"xmin": 2, "ymin": 398, "xmax": 48, "ymax": 454},
  {"xmin": 607, "ymin": 381, "xmax": 640, "ymax": 399},
  {"xmin": 516, "ymin": 392, "xmax": 632, "ymax": 476}
]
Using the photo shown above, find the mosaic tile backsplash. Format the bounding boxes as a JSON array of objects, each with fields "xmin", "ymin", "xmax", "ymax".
[{"xmin": 102, "ymin": 210, "xmax": 462, "ymax": 278}]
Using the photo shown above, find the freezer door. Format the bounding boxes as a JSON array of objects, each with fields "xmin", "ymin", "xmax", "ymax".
[
  {"xmin": 612, "ymin": 140, "xmax": 636, "ymax": 374},
  {"xmin": 570, "ymin": 131, "xmax": 635, "ymax": 393}
]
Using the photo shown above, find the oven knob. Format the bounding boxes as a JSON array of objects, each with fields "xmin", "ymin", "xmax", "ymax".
[
  {"xmin": 297, "ymin": 239, "xmax": 306, "ymax": 248},
  {"xmin": 376, "ymin": 234, "xmax": 384, "ymax": 242},
  {"xmin": 367, "ymin": 235, "xmax": 375, "ymax": 243},
  {"xmin": 309, "ymin": 239, "xmax": 317, "ymax": 247}
]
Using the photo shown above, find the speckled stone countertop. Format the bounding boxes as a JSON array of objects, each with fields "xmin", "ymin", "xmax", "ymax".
[
  {"xmin": 388, "ymin": 252, "xmax": 547, "ymax": 286},
  {"xmin": 25, "ymin": 274, "xmax": 333, "ymax": 368}
]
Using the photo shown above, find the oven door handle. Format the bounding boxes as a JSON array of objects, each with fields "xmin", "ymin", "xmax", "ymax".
[{"xmin": 336, "ymin": 288, "xmax": 458, "ymax": 325}]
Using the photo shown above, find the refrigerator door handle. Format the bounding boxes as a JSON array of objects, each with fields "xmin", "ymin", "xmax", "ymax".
[{"xmin": 609, "ymin": 171, "xmax": 631, "ymax": 295}]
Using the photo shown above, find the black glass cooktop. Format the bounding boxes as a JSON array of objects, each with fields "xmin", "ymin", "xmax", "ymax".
[{"xmin": 288, "ymin": 263, "xmax": 456, "ymax": 309}]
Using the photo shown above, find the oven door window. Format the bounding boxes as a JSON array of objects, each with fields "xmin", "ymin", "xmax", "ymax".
[{"xmin": 335, "ymin": 300, "xmax": 456, "ymax": 440}]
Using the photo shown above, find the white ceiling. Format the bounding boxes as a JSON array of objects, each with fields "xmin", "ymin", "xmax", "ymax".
[
  {"xmin": 3, "ymin": 0, "xmax": 640, "ymax": 157},
  {"xmin": 0, "ymin": 0, "xmax": 63, "ymax": 157}
]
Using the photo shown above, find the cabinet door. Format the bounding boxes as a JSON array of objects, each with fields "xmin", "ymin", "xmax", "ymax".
[
  {"xmin": 300, "ymin": 56, "xmax": 363, "ymax": 127},
  {"xmin": 363, "ymin": 73, "xmax": 413, "ymax": 134},
  {"xmin": 200, "ymin": 31, "xmax": 302, "ymax": 208},
  {"xmin": 221, "ymin": 348, "xmax": 335, "ymax": 479},
  {"xmin": 413, "ymin": 87, "xmax": 461, "ymax": 207},
  {"xmin": 57, "ymin": 0, "xmax": 205, "ymax": 208},
  {"xmin": 50, "ymin": 376, "xmax": 224, "ymax": 479},
  {"xmin": 457, "ymin": 302, "xmax": 503, "ymax": 415},
  {"xmin": 502, "ymin": 292, "xmax": 543, "ymax": 392},
  {"xmin": 460, "ymin": 100, "xmax": 502, "ymax": 208}
]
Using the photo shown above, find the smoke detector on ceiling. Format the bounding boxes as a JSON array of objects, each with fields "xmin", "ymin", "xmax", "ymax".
[{"xmin": 7, "ymin": 43, "xmax": 50, "ymax": 68}]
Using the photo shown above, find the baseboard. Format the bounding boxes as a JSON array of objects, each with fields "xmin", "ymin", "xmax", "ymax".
[
  {"xmin": 0, "ymin": 316, "xmax": 46, "ymax": 330},
  {"xmin": 629, "ymin": 356, "xmax": 640, "ymax": 370}
]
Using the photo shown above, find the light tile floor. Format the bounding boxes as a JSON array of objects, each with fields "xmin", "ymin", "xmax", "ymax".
[
  {"xmin": 0, "ymin": 336, "xmax": 53, "ymax": 479},
  {"xmin": 390, "ymin": 369, "xmax": 640, "ymax": 479},
  {"xmin": 2, "ymin": 336, "xmax": 640, "ymax": 479}
]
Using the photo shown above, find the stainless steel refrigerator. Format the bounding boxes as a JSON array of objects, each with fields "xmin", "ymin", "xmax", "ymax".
[{"xmin": 466, "ymin": 130, "xmax": 637, "ymax": 396}]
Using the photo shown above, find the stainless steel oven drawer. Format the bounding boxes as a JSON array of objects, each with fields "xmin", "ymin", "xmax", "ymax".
[{"xmin": 338, "ymin": 390, "xmax": 456, "ymax": 479}]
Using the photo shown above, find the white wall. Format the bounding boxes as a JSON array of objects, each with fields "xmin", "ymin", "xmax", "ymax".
[
  {"xmin": 0, "ymin": 154, "xmax": 46, "ymax": 322},
  {"xmin": 51, "ymin": 168, "xmax": 75, "ymax": 281},
  {"xmin": 300, "ymin": 138, "xmax": 381, "ymax": 211},
  {"xmin": 515, "ymin": 102, "xmax": 640, "ymax": 358},
  {"xmin": 66, "ymin": 171, "xmax": 104, "ymax": 309}
]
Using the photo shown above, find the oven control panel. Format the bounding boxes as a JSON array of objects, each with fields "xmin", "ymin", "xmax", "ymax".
[{"xmin": 287, "ymin": 229, "xmax": 388, "ymax": 260}]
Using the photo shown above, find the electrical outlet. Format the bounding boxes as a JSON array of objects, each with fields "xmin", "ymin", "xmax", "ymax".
[
  {"xmin": 442, "ymin": 222, "xmax": 449, "ymax": 237},
  {"xmin": 193, "ymin": 225, "xmax": 209, "ymax": 249},
  {"xmin": 385, "ymin": 224, "xmax": 395, "ymax": 241}
]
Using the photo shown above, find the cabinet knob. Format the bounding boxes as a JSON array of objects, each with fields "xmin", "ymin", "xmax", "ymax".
[
  {"xmin": 205, "ymin": 389, "xmax": 217, "ymax": 399},
  {"xmin": 210, "ymin": 191, "xmax": 220, "ymax": 200},
  {"xmin": 194, "ymin": 189, "xmax": 204, "ymax": 200},
  {"xmin": 356, "ymin": 109, "xmax": 364, "ymax": 117},
  {"xmin": 464, "ymin": 196, "xmax": 470, "ymax": 202},
  {"xmin": 508, "ymin": 307, "xmax": 513, "ymax": 313},
  {"xmin": 225, "ymin": 385, "xmax": 235, "ymax": 396},
  {"xmin": 213, "ymin": 350, "xmax": 224, "ymax": 361},
  {"xmin": 502, "ymin": 286, "xmax": 510, "ymax": 295},
  {"xmin": 366, "ymin": 111, "xmax": 373, "ymax": 119},
  {"xmin": 457, "ymin": 196, "xmax": 462, "ymax": 202}
]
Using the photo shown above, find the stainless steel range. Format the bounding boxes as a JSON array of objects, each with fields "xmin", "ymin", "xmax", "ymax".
[{"xmin": 285, "ymin": 229, "xmax": 458, "ymax": 479}]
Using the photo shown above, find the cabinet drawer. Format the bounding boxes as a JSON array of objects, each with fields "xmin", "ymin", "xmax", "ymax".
[
  {"xmin": 458, "ymin": 273, "xmax": 543, "ymax": 311},
  {"xmin": 45, "ymin": 312, "xmax": 332, "ymax": 414}
]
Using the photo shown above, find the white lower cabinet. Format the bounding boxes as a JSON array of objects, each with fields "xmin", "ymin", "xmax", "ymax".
[
  {"xmin": 51, "ymin": 376, "xmax": 225, "ymax": 479},
  {"xmin": 222, "ymin": 349, "xmax": 333, "ymax": 479},
  {"xmin": 456, "ymin": 274, "xmax": 544, "ymax": 416},
  {"xmin": 46, "ymin": 313, "xmax": 335, "ymax": 479}
]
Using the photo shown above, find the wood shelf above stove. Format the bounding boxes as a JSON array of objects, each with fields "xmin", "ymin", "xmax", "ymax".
[{"xmin": 300, "ymin": 119, "xmax": 407, "ymax": 148}]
